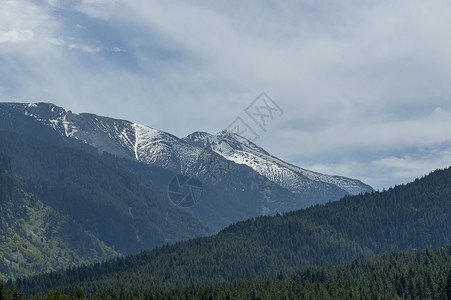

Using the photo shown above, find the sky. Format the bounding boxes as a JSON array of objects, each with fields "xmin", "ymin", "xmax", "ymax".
[{"xmin": 1, "ymin": 0, "xmax": 451, "ymax": 190}]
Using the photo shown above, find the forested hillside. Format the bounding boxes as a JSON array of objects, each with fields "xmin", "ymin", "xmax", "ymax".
[
  {"xmin": 3, "ymin": 244, "xmax": 451, "ymax": 299},
  {"xmin": 0, "ymin": 152, "xmax": 117, "ymax": 281},
  {"xmin": 0, "ymin": 129, "xmax": 210, "ymax": 281},
  {"xmin": 14, "ymin": 165, "xmax": 451, "ymax": 295},
  {"xmin": 0, "ymin": 130, "xmax": 209, "ymax": 255},
  {"xmin": 97, "ymin": 244, "xmax": 450, "ymax": 299}
]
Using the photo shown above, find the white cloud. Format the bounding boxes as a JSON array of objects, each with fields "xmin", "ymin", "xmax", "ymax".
[
  {"xmin": 75, "ymin": 0, "xmax": 117, "ymax": 19},
  {"xmin": 0, "ymin": 29, "xmax": 34, "ymax": 43}
]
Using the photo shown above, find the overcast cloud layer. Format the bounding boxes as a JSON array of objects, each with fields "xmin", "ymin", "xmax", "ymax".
[{"xmin": 1, "ymin": 0, "xmax": 451, "ymax": 189}]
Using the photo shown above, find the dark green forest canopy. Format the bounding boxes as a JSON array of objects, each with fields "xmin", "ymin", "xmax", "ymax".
[
  {"xmin": 13, "ymin": 165, "xmax": 451, "ymax": 295},
  {"xmin": 0, "ymin": 151, "xmax": 121, "ymax": 282},
  {"xmin": 0, "ymin": 131, "xmax": 209, "ymax": 253},
  {"xmin": 69, "ymin": 244, "xmax": 451, "ymax": 300},
  {"xmin": 2, "ymin": 244, "xmax": 451, "ymax": 299}
]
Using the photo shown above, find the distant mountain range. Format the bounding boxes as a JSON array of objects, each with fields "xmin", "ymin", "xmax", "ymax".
[
  {"xmin": 1, "ymin": 102, "xmax": 372, "ymax": 205},
  {"xmin": 0, "ymin": 101, "xmax": 373, "ymax": 280}
]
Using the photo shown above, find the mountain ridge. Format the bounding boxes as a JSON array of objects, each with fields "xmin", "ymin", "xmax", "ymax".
[{"xmin": 2, "ymin": 102, "xmax": 373, "ymax": 209}]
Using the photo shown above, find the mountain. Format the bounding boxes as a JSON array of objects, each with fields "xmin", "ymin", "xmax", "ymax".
[
  {"xmin": 0, "ymin": 102, "xmax": 373, "ymax": 231},
  {"xmin": 14, "ymin": 165, "xmax": 451, "ymax": 294},
  {"xmin": 0, "ymin": 103, "xmax": 298, "ymax": 232}
]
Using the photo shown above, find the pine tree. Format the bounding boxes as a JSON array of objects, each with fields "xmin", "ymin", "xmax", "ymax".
[{"xmin": 446, "ymin": 269, "xmax": 451, "ymax": 300}]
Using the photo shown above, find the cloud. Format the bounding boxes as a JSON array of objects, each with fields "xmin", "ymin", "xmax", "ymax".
[
  {"xmin": 66, "ymin": 42, "xmax": 126, "ymax": 53},
  {"xmin": 1, "ymin": 0, "xmax": 451, "ymax": 189},
  {"xmin": 0, "ymin": 30, "xmax": 34, "ymax": 43},
  {"xmin": 271, "ymin": 106, "xmax": 451, "ymax": 189},
  {"xmin": 303, "ymin": 143, "xmax": 451, "ymax": 190},
  {"xmin": 0, "ymin": 1, "xmax": 50, "ymax": 46}
]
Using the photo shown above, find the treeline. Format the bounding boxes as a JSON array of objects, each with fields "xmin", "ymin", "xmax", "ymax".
[
  {"xmin": 13, "ymin": 165, "xmax": 451, "ymax": 295},
  {"xmin": 2, "ymin": 245, "xmax": 451, "ymax": 299}
]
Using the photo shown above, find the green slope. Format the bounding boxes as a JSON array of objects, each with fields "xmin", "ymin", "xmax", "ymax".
[
  {"xmin": 4, "ymin": 242, "xmax": 451, "ymax": 299},
  {"xmin": 67, "ymin": 245, "xmax": 451, "ymax": 299},
  {"xmin": 0, "ymin": 130, "xmax": 210, "ymax": 255},
  {"xmin": 90, "ymin": 244, "xmax": 451, "ymax": 299},
  {"xmin": 14, "ymin": 165, "xmax": 451, "ymax": 295},
  {"xmin": 0, "ymin": 128, "xmax": 211, "ymax": 281},
  {"xmin": 0, "ymin": 153, "xmax": 118, "ymax": 282},
  {"xmin": 136, "ymin": 244, "xmax": 451, "ymax": 300}
]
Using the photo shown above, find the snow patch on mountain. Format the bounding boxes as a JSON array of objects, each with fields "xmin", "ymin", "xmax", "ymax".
[{"xmin": 133, "ymin": 123, "xmax": 169, "ymax": 163}]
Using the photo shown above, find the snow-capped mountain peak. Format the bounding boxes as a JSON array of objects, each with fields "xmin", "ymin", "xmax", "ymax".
[
  {"xmin": 184, "ymin": 130, "xmax": 373, "ymax": 196},
  {"xmin": 3, "ymin": 102, "xmax": 373, "ymax": 210}
]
